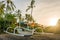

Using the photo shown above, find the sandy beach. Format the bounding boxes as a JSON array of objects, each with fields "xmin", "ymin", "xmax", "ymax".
[{"xmin": 0, "ymin": 34, "xmax": 60, "ymax": 40}]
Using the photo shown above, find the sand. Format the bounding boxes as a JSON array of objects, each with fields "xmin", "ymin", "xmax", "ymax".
[{"xmin": 0, "ymin": 34, "xmax": 60, "ymax": 40}]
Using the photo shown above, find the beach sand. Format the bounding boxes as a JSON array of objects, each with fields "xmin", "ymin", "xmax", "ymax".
[{"xmin": 0, "ymin": 34, "xmax": 60, "ymax": 40}]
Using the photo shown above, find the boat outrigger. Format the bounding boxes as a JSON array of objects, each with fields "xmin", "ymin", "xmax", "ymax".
[{"xmin": 4, "ymin": 22, "xmax": 35, "ymax": 37}]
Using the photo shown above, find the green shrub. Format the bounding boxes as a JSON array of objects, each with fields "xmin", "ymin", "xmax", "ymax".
[{"xmin": 35, "ymin": 28, "xmax": 42, "ymax": 32}]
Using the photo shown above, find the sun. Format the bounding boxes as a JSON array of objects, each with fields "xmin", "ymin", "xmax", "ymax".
[{"xmin": 49, "ymin": 18, "xmax": 58, "ymax": 26}]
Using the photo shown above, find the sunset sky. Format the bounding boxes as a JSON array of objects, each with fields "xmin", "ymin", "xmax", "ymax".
[{"xmin": 1, "ymin": 0, "xmax": 60, "ymax": 26}]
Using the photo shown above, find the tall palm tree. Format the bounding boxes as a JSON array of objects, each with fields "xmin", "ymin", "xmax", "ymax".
[
  {"xmin": 26, "ymin": 0, "xmax": 35, "ymax": 18},
  {"xmin": 0, "ymin": 0, "xmax": 16, "ymax": 28}
]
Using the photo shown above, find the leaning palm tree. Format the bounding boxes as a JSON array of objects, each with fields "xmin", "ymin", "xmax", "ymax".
[{"xmin": 26, "ymin": 0, "xmax": 35, "ymax": 18}]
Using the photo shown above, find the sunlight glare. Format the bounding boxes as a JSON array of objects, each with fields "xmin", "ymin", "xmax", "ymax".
[{"xmin": 49, "ymin": 18, "xmax": 58, "ymax": 26}]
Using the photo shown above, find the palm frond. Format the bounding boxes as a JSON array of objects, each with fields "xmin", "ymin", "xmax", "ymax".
[
  {"xmin": 6, "ymin": 0, "xmax": 16, "ymax": 11},
  {"xmin": 1, "ymin": 4, "xmax": 5, "ymax": 8},
  {"xmin": 31, "ymin": 0, "xmax": 35, "ymax": 5},
  {"xmin": 10, "ymin": 1, "xmax": 16, "ymax": 8},
  {"xmin": 26, "ymin": 6, "xmax": 31, "ymax": 12},
  {"xmin": 6, "ymin": 5, "xmax": 11, "ymax": 11}
]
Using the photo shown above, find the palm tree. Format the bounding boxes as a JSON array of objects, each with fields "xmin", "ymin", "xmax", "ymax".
[
  {"xmin": 15, "ymin": 10, "xmax": 22, "ymax": 27},
  {"xmin": 0, "ymin": 0, "xmax": 16, "ymax": 13},
  {"xmin": 26, "ymin": 0, "xmax": 35, "ymax": 18},
  {"xmin": 0, "ymin": 0, "xmax": 16, "ymax": 18}
]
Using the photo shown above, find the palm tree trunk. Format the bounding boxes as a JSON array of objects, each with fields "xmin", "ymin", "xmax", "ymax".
[
  {"xmin": 31, "ymin": 8, "xmax": 33, "ymax": 23},
  {"xmin": 31, "ymin": 8, "xmax": 33, "ymax": 17},
  {"xmin": 19, "ymin": 14, "xmax": 20, "ymax": 28}
]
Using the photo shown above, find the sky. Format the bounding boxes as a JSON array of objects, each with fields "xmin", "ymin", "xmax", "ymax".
[{"xmin": 0, "ymin": 0, "xmax": 60, "ymax": 26}]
